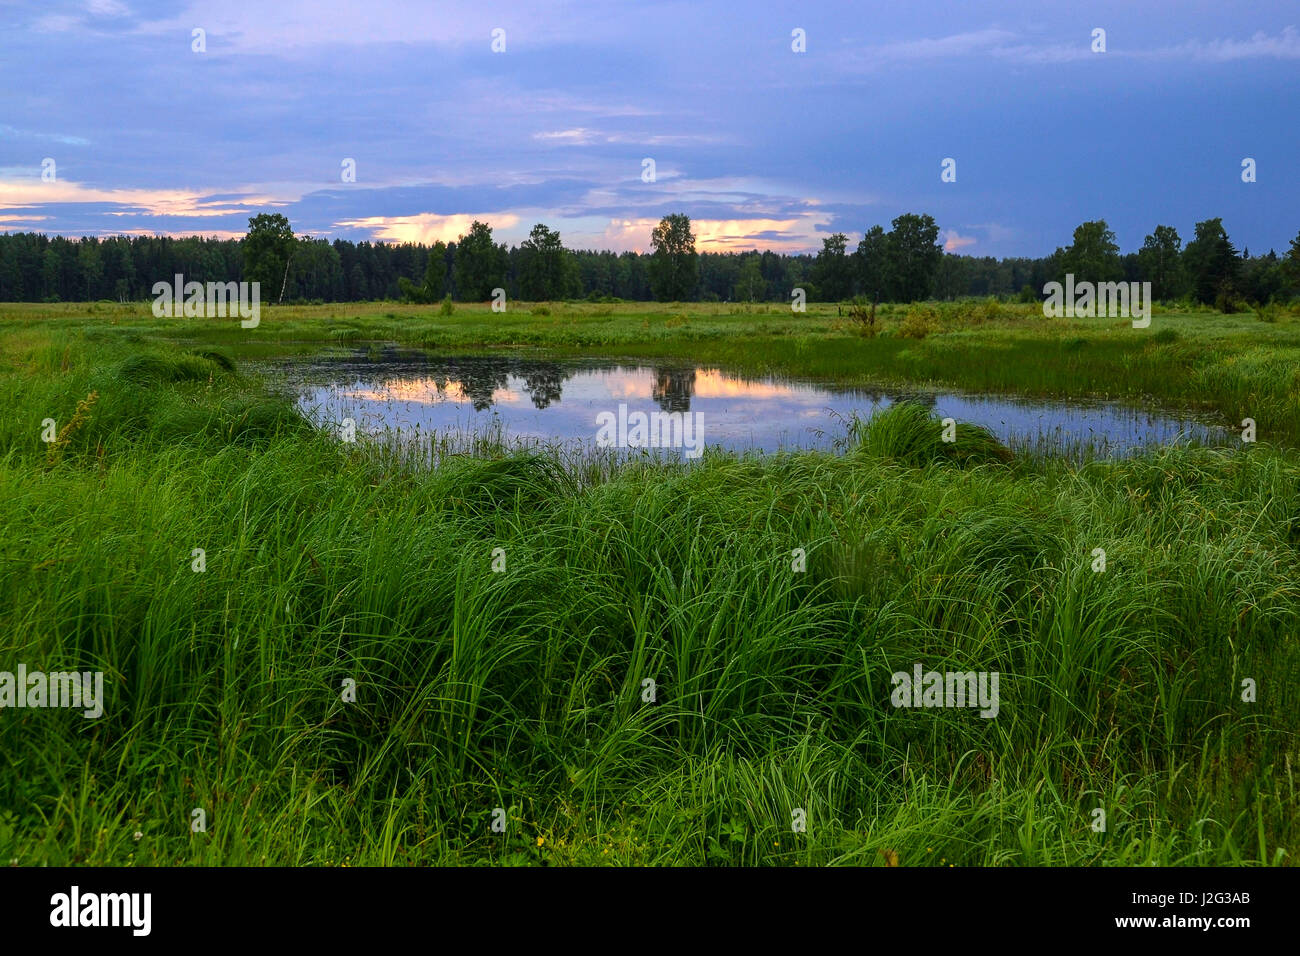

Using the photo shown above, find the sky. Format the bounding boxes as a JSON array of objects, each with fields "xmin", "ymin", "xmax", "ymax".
[{"xmin": 1, "ymin": 0, "xmax": 1297, "ymax": 257}]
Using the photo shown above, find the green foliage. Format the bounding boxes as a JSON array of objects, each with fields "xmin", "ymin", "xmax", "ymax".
[
  {"xmin": 0, "ymin": 324, "xmax": 1298, "ymax": 866},
  {"xmin": 852, "ymin": 215, "xmax": 944, "ymax": 303},
  {"xmin": 813, "ymin": 233, "xmax": 854, "ymax": 301},
  {"xmin": 453, "ymin": 221, "xmax": 509, "ymax": 301},
  {"xmin": 851, "ymin": 400, "xmax": 1013, "ymax": 467},
  {"xmin": 648, "ymin": 214, "xmax": 698, "ymax": 302},
  {"xmin": 241, "ymin": 213, "xmax": 296, "ymax": 302},
  {"xmin": 1057, "ymin": 220, "xmax": 1122, "ymax": 284},
  {"xmin": 1184, "ymin": 218, "xmax": 1242, "ymax": 307},
  {"xmin": 518, "ymin": 224, "xmax": 580, "ymax": 301},
  {"xmin": 1139, "ymin": 225, "xmax": 1185, "ymax": 300},
  {"xmin": 884, "ymin": 213, "xmax": 944, "ymax": 302}
]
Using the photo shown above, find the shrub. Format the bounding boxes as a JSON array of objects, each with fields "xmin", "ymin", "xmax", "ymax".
[
  {"xmin": 1253, "ymin": 303, "xmax": 1278, "ymax": 323},
  {"xmin": 852, "ymin": 401, "xmax": 1013, "ymax": 468},
  {"xmin": 898, "ymin": 306, "xmax": 935, "ymax": 339},
  {"xmin": 846, "ymin": 296, "xmax": 877, "ymax": 337},
  {"xmin": 189, "ymin": 348, "xmax": 236, "ymax": 372},
  {"xmin": 116, "ymin": 353, "xmax": 222, "ymax": 386}
]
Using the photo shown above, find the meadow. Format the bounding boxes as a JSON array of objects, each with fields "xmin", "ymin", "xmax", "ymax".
[{"xmin": 0, "ymin": 299, "xmax": 1297, "ymax": 865}]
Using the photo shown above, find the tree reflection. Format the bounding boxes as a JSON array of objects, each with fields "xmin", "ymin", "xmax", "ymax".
[{"xmin": 651, "ymin": 366, "xmax": 697, "ymax": 412}]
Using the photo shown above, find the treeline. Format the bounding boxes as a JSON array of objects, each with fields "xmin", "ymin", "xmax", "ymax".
[{"xmin": 2, "ymin": 213, "xmax": 1297, "ymax": 306}]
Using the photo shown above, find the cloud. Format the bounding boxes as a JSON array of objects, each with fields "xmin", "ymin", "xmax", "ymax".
[
  {"xmin": 128, "ymin": 0, "xmax": 615, "ymax": 53},
  {"xmin": 334, "ymin": 212, "xmax": 522, "ymax": 244},
  {"xmin": 0, "ymin": 125, "xmax": 92, "ymax": 147},
  {"xmin": 31, "ymin": 14, "xmax": 84, "ymax": 33},
  {"xmin": 1159, "ymin": 25, "xmax": 1300, "ymax": 61},
  {"xmin": 836, "ymin": 24, "xmax": 1300, "ymax": 70},
  {"xmin": 872, "ymin": 28, "xmax": 1022, "ymax": 61},
  {"xmin": 943, "ymin": 229, "xmax": 977, "ymax": 252},
  {"xmin": 591, "ymin": 211, "xmax": 834, "ymax": 254},
  {"xmin": 86, "ymin": 0, "xmax": 130, "ymax": 16},
  {"xmin": 0, "ymin": 176, "xmax": 282, "ymax": 219},
  {"xmin": 533, "ymin": 128, "xmax": 599, "ymax": 145},
  {"xmin": 532, "ymin": 128, "xmax": 725, "ymax": 148},
  {"xmin": 964, "ymin": 222, "xmax": 1016, "ymax": 244}
]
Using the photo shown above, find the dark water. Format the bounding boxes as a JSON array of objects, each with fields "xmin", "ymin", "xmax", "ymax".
[{"xmin": 253, "ymin": 349, "xmax": 1231, "ymax": 458}]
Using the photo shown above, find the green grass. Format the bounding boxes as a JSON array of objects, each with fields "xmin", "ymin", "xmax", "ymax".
[
  {"xmin": 0, "ymin": 311, "xmax": 1297, "ymax": 866},
  {"xmin": 6, "ymin": 297, "xmax": 1300, "ymax": 445}
]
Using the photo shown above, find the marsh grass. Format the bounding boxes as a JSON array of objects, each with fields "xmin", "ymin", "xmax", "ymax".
[
  {"xmin": 9, "ymin": 297, "xmax": 1293, "ymax": 442},
  {"xmin": 0, "ymin": 321, "xmax": 1297, "ymax": 866}
]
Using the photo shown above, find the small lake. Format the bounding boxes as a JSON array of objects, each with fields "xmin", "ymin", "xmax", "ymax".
[{"xmin": 254, "ymin": 349, "xmax": 1232, "ymax": 459}]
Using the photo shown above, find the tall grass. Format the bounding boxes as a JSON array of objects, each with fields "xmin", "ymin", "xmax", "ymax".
[
  {"xmin": 0, "ymin": 327, "xmax": 1296, "ymax": 866},
  {"xmin": 5, "ymin": 299, "xmax": 1299, "ymax": 444}
]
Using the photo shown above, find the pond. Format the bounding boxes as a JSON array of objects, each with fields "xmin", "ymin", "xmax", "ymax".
[{"xmin": 252, "ymin": 349, "xmax": 1233, "ymax": 459}]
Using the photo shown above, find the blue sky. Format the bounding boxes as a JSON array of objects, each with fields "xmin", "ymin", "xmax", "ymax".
[{"xmin": 2, "ymin": 0, "xmax": 1297, "ymax": 256}]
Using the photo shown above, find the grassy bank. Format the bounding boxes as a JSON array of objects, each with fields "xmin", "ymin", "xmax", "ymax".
[
  {"xmin": 0, "ymin": 316, "xmax": 1297, "ymax": 866},
  {"xmin": 5, "ymin": 297, "xmax": 1300, "ymax": 445}
]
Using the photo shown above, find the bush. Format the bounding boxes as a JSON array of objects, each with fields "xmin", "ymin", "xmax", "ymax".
[
  {"xmin": 1214, "ymin": 290, "xmax": 1240, "ymax": 314},
  {"xmin": 116, "ymin": 353, "xmax": 223, "ymax": 386},
  {"xmin": 852, "ymin": 401, "xmax": 1013, "ymax": 468},
  {"xmin": 846, "ymin": 296, "xmax": 877, "ymax": 337},
  {"xmin": 188, "ymin": 348, "xmax": 236, "ymax": 372},
  {"xmin": 898, "ymin": 306, "xmax": 935, "ymax": 339},
  {"xmin": 438, "ymin": 295, "xmax": 454, "ymax": 316},
  {"xmin": 1253, "ymin": 303, "xmax": 1278, "ymax": 323}
]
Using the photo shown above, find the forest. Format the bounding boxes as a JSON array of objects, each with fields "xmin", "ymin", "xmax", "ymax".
[{"xmin": 3, "ymin": 212, "xmax": 1296, "ymax": 308}]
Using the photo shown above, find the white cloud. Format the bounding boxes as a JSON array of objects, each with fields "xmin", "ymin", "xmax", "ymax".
[
  {"xmin": 943, "ymin": 229, "xmax": 977, "ymax": 252},
  {"xmin": 334, "ymin": 212, "xmax": 521, "ymax": 244},
  {"xmin": 86, "ymin": 0, "xmax": 130, "ymax": 16}
]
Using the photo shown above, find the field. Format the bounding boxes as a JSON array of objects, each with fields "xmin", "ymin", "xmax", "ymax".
[{"xmin": 1, "ymin": 300, "xmax": 1297, "ymax": 865}]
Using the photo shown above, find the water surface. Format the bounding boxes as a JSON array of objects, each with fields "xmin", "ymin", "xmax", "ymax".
[{"xmin": 254, "ymin": 350, "xmax": 1231, "ymax": 459}]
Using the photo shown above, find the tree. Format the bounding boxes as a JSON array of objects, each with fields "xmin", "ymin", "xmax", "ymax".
[
  {"xmin": 855, "ymin": 225, "xmax": 889, "ymax": 301},
  {"xmin": 1183, "ymin": 218, "xmax": 1241, "ymax": 306},
  {"xmin": 1137, "ymin": 225, "xmax": 1184, "ymax": 300},
  {"xmin": 453, "ymin": 220, "xmax": 508, "ymax": 301},
  {"xmin": 286, "ymin": 237, "xmax": 343, "ymax": 301},
  {"xmin": 1240, "ymin": 250, "xmax": 1285, "ymax": 305},
  {"xmin": 1058, "ymin": 219, "xmax": 1122, "ymax": 284},
  {"xmin": 242, "ymin": 213, "xmax": 296, "ymax": 302},
  {"xmin": 77, "ymin": 238, "xmax": 103, "ymax": 300},
  {"xmin": 1281, "ymin": 230, "xmax": 1300, "ymax": 295},
  {"xmin": 883, "ymin": 213, "xmax": 943, "ymax": 302},
  {"xmin": 518, "ymin": 224, "xmax": 578, "ymax": 300},
  {"xmin": 812, "ymin": 233, "xmax": 853, "ymax": 301},
  {"xmin": 423, "ymin": 241, "xmax": 449, "ymax": 299},
  {"xmin": 648, "ymin": 214, "xmax": 698, "ymax": 301},
  {"xmin": 733, "ymin": 254, "xmax": 764, "ymax": 302}
]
